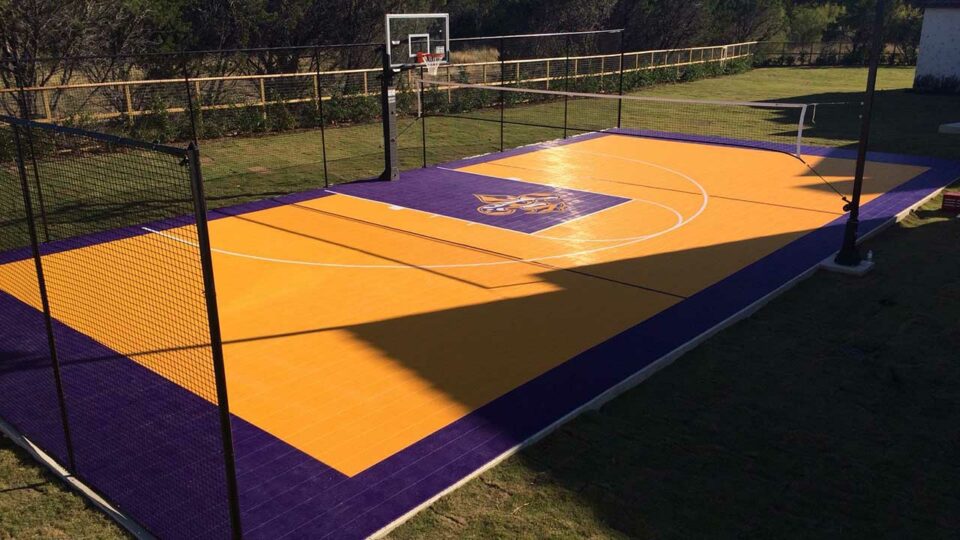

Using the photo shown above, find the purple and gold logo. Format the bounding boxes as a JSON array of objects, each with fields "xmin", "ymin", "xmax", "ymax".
[{"xmin": 473, "ymin": 193, "xmax": 568, "ymax": 216}]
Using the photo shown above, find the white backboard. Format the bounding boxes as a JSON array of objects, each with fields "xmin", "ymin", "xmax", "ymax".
[{"xmin": 385, "ymin": 13, "xmax": 450, "ymax": 68}]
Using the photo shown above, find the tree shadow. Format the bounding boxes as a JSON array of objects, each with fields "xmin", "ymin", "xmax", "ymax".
[{"xmin": 484, "ymin": 212, "xmax": 960, "ymax": 537}]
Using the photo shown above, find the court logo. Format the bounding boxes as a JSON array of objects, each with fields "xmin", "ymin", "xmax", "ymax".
[{"xmin": 473, "ymin": 193, "xmax": 567, "ymax": 216}]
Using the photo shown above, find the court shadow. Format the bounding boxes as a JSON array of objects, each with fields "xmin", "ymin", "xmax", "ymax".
[
  {"xmin": 493, "ymin": 211, "xmax": 960, "ymax": 538},
  {"xmin": 338, "ymin": 207, "xmax": 956, "ymax": 537}
]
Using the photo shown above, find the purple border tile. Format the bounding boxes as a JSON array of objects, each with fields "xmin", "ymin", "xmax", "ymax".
[
  {"xmin": 2, "ymin": 132, "xmax": 959, "ymax": 539},
  {"xmin": 0, "ymin": 292, "xmax": 234, "ymax": 538}
]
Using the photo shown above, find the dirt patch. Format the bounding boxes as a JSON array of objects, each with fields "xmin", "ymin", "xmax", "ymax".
[{"xmin": 247, "ymin": 166, "xmax": 271, "ymax": 174}]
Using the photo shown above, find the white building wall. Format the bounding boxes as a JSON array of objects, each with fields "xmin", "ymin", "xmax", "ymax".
[{"xmin": 916, "ymin": 7, "xmax": 960, "ymax": 80}]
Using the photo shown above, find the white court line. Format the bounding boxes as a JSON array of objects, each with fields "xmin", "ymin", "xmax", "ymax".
[
  {"xmin": 440, "ymin": 163, "xmax": 700, "ymax": 242},
  {"xmin": 143, "ymin": 152, "xmax": 710, "ymax": 269},
  {"xmin": 532, "ymin": 197, "xmax": 635, "ymax": 235},
  {"xmin": 336, "ymin": 179, "xmax": 681, "ymax": 244}
]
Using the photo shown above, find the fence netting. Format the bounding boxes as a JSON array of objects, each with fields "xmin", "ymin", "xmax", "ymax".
[
  {"xmin": 0, "ymin": 121, "xmax": 74, "ymax": 468},
  {"xmin": 1, "ymin": 38, "xmax": 759, "ymax": 189},
  {"xmin": 0, "ymin": 115, "xmax": 236, "ymax": 538},
  {"xmin": 421, "ymin": 78, "xmax": 809, "ymax": 157}
]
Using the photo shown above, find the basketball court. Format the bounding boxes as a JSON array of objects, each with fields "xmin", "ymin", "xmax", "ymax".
[
  {"xmin": 1, "ymin": 127, "xmax": 959, "ymax": 537},
  {"xmin": 2, "ymin": 12, "xmax": 960, "ymax": 540}
]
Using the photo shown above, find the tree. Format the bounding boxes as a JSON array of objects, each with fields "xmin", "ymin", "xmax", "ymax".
[
  {"xmin": 710, "ymin": 0, "xmax": 788, "ymax": 43},
  {"xmin": 789, "ymin": 3, "xmax": 845, "ymax": 44}
]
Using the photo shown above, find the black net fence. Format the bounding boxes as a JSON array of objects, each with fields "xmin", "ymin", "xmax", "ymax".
[
  {"xmin": 417, "ymin": 32, "xmax": 763, "ymax": 166},
  {"xmin": 0, "ymin": 115, "xmax": 239, "ymax": 538},
  {"xmin": 0, "ymin": 35, "xmax": 758, "ymax": 196},
  {"xmin": 419, "ymin": 76, "xmax": 809, "ymax": 158}
]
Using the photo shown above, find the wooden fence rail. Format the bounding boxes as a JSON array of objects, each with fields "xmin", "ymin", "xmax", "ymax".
[{"xmin": 0, "ymin": 41, "xmax": 756, "ymax": 123}]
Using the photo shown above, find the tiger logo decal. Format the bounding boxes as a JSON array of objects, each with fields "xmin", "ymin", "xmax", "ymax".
[{"xmin": 473, "ymin": 193, "xmax": 568, "ymax": 216}]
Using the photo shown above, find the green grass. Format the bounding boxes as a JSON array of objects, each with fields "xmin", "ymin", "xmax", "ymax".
[
  {"xmin": 195, "ymin": 67, "xmax": 958, "ymax": 208},
  {"xmin": 388, "ymin": 193, "xmax": 960, "ymax": 539},
  {"xmin": 0, "ymin": 436, "xmax": 127, "ymax": 538},
  {"xmin": 1, "ymin": 66, "xmax": 959, "ymax": 538}
]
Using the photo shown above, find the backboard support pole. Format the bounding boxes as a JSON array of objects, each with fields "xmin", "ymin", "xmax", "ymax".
[{"xmin": 379, "ymin": 46, "xmax": 400, "ymax": 181}]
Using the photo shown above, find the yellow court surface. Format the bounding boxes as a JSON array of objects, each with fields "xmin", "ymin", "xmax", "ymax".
[{"xmin": 0, "ymin": 134, "xmax": 928, "ymax": 476}]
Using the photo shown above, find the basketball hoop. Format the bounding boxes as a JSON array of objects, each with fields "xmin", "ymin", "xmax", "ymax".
[{"xmin": 416, "ymin": 52, "xmax": 445, "ymax": 77}]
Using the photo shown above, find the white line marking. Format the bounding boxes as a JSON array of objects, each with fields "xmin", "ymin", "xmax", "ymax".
[
  {"xmin": 442, "ymin": 164, "xmax": 695, "ymax": 242},
  {"xmin": 143, "ymin": 149, "xmax": 710, "ymax": 269}
]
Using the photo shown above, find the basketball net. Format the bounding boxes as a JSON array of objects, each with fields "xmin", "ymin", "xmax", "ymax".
[{"xmin": 416, "ymin": 52, "xmax": 444, "ymax": 77}]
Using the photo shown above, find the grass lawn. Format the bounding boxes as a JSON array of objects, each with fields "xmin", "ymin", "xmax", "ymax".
[
  {"xmin": 0, "ymin": 438, "xmax": 126, "ymax": 538},
  {"xmin": 2, "ymin": 66, "xmax": 959, "ymax": 538}
]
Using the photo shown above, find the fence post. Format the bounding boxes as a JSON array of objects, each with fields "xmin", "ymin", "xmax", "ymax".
[
  {"xmin": 563, "ymin": 35, "xmax": 570, "ymax": 138},
  {"xmin": 41, "ymin": 90, "xmax": 52, "ymax": 121},
  {"xmin": 182, "ymin": 60, "xmax": 200, "ymax": 143},
  {"xmin": 420, "ymin": 66, "xmax": 427, "ymax": 168},
  {"xmin": 446, "ymin": 65, "xmax": 452, "ymax": 103},
  {"xmin": 617, "ymin": 31, "xmax": 625, "ymax": 129},
  {"xmin": 186, "ymin": 142, "xmax": 244, "ymax": 539},
  {"xmin": 499, "ymin": 38, "xmax": 505, "ymax": 152},
  {"xmin": 123, "ymin": 84, "xmax": 134, "ymax": 125},
  {"xmin": 11, "ymin": 123, "xmax": 77, "ymax": 472},
  {"xmin": 313, "ymin": 50, "xmax": 329, "ymax": 188},
  {"xmin": 259, "ymin": 77, "xmax": 267, "ymax": 120},
  {"xmin": 13, "ymin": 62, "xmax": 52, "ymax": 244}
]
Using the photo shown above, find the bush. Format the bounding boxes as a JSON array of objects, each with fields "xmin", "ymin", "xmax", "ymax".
[
  {"xmin": 324, "ymin": 93, "xmax": 379, "ymax": 124},
  {"xmin": 130, "ymin": 96, "xmax": 176, "ymax": 143},
  {"xmin": 267, "ymin": 102, "xmax": 298, "ymax": 132},
  {"xmin": 0, "ymin": 128, "xmax": 14, "ymax": 162},
  {"xmin": 235, "ymin": 105, "xmax": 267, "ymax": 134}
]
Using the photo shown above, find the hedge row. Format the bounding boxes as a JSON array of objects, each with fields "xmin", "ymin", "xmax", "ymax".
[
  {"xmin": 755, "ymin": 51, "xmax": 916, "ymax": 67},
  {"xmin": 423, "ymin": 57, "xmax": 753, "ymax": 116},
  {"xmin": 5, "ymin": 57, "xmax": 754, "ymax": 147}
]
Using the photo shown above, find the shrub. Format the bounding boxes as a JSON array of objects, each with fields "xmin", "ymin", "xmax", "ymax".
[
  {"xmin": 235, "ymin": 105, "xmax": 267, "ymax": 134},
  {"xmin": 0, "ymin": 128, "xmax": 14, "ymax": 162},
  {"xmin": 324, "ymin": 93, "xmax": 379, "ymax": 124},
  {"xmin": 130, "ymin": 96, "xmax": 176, "ymax": 143},
  {"xmin": 267, "ymin": 102, "xmax": 298, "ymax": 132}
]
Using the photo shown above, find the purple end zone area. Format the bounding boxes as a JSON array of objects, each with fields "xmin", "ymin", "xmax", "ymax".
[
  {"xmin": 1, "ymin": 133, "xmax": 958, "ymax": 539},
  {"xmin": 329, "ymin": 167, "xmax": 629, "ymax": 234}
]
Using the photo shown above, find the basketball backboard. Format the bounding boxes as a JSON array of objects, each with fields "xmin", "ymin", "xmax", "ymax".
[{"xmin": 385, "ymin": 13, "xmax": 450, "ymax": 68}]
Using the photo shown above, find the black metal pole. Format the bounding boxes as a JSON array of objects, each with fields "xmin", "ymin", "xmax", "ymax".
[
  {"xmin": 617, "ymin": 31, "xmax": 625, "ymax": 129},
  {"xmin": 499, "ymin": 38, "xmax": 505, "ymax": 152},
  {"xmin": 13, "ymin": 58, "xmax": 51, "ymax": 243},
  {"xmin": 835, "ymin": 0, "xmax": 885, "ymax": 267},
  {"xmin": 182, "ymin": 57, "xmax": 200, "ymax": 143},
  {"xmin": 563, "ymin": 36, "xmax": 570, "ymax": 139},
  {"xmin": 314, "ymin": 49, "xmax": 329, "ymax": 188},
  {"xmin": 379, "ymin": 46, "xmax": 399, "ymax": 181},
  {"xmin": 420, "ymin": 66, "xmax": 427, "ymax": 168},
  {"xmin": 186, "ymin": 143, "xmax": 243, "ymax": 539},
  {"xmin": 11, "ymin": 124, "xmax": 76, "ymax": 471}
]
